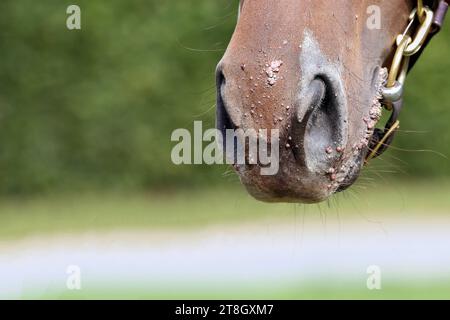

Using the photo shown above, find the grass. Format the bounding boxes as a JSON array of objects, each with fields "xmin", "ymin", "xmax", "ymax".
[
  {"xmin": 23, "ymin": 280, "xmax": 450, "ymax": 300},
  {"xmin": 0, "ymin": 179, "xmax": 450, "ymax": 240}
]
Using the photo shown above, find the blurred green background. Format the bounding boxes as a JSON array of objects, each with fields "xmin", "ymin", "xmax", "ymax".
[
  {"xmin": 0, "ymin": 0, "xmax": 448, "ymax": 195},
  {"xmin": 0, "ymin": 1, "xmax": 449, "ymax": 300}
]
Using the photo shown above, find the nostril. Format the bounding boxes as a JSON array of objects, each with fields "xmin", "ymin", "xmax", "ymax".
[
  {"xmin": 215, "ymin": 68, "xmax": 235, "ymax": 138},
  {"xmin": 309, "ymin": 76, "xmax": 343, "ymax": 137},
  {"xmin": 293, "ymin": 74, "xmax": 348, "ymax": 173},
  {"xmin": 306, "ymin": 75, "xmax": 347, "ymax": 170},
  {"xmin": 215, "ymin": 66, "xmax": 226, "ymax": 90},
  {"xmin": 216, "ymin": 67, "xmax": 241, "ymax": 165},
  {"xmin": 216, "ymin": 63, "xmax": 226, "ymax": 94}
]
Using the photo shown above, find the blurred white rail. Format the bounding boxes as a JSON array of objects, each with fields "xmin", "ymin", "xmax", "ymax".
[{"xmin": 1, "ymin": 217, "xmax": 450, "ymax": 298}]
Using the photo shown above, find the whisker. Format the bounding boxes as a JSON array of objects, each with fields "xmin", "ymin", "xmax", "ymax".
[
  {"xmin": 382, "ymin": 145, "xmax": 448, "ymax": 159},
  {"xmin": 176, "ymin": 38, "xmax": 226, "ymax": 53},
  {"xmin": 192, "ymin": 104, "xmax": 216, "ymax": 118},
  {"xmin": 392, "ymin": 129, "xmax": 430, "ymax": 134}
]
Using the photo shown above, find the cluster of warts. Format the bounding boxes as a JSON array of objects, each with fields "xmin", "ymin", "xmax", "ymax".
[
  {"xmin": 265, "ymin": 60, "xmax": 283, "ymax": 86},
  {"xmin": 239, "ymin": 41, "xmax": 290, "ymax": 127}
]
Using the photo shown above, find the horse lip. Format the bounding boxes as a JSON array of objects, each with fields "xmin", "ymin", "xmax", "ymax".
[{"xmin": 336, "ymin": 154, "xmax": 364, "ymax": 192}]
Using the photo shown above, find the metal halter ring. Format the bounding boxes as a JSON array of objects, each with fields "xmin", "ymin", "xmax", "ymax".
[
  {"xmin": 381, "ymin": 81, "xmax": 404, "ymax": 102},
  {"xmin": 382, "ymin": 35, "xmax": 412, "ymax": 110}
]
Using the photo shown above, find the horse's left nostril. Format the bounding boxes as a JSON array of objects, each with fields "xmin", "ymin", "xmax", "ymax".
[{"xmin": 293, "ymin": 75, "xmax": 348, "ymax": 173}]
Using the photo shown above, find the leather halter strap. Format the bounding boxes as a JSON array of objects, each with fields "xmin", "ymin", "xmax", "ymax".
[{"xmin": 367, "ymin": 0, "xmax": 449, "ymax": 161}]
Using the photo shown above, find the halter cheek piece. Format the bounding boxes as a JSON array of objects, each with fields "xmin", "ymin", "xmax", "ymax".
[{"xmin": 366, "ymin": 0, "xmax": 449, "ymax": 162}]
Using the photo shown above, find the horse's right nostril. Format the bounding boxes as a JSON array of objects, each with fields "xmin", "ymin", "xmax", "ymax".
[{"xmin": 215, "ymin": 69, "xmax": 235, "ymax": 137}]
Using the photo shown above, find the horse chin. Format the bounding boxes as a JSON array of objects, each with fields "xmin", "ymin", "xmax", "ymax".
[
  {"xmin": 242, "ymin": 183, "xmax": 332, "ymax": 204},
  {"xmin": 233, "ymin": 165, "xmax": 335, "ymax": 204}
]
